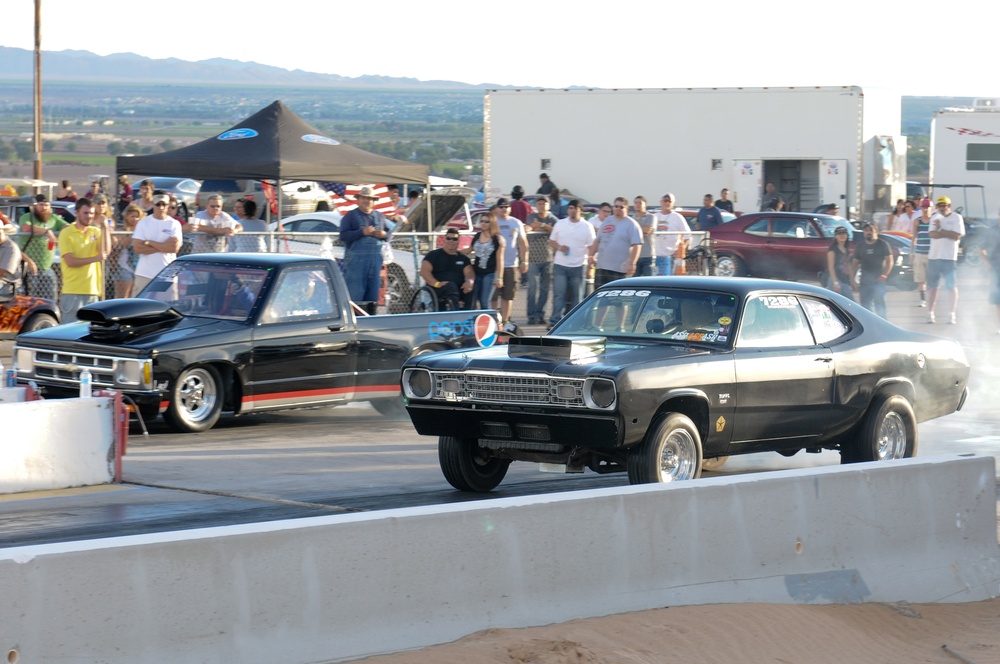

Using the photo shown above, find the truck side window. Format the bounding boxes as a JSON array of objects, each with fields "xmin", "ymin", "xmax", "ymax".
[{"xmin": 262, "ymin": 268, "xmax": 337, "ymax": 324}]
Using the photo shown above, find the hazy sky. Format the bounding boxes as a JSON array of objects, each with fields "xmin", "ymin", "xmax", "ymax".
[{"xmin": 3, "ymin": 0, "xmax": 997, "ymax": 97}]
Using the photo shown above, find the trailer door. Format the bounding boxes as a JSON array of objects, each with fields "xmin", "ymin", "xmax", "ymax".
[
  {"xmin": 732, "ymin": 159, "xmax": 763, "ymax": 214},
  {"xmin": 818, "ymin": 159, "xmax": 848, "ymax": 211}
]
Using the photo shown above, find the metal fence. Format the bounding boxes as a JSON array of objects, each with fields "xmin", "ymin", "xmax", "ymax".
[{"xmin": 13, "ymin": 229, "xmax": 712, "ymax": 324}]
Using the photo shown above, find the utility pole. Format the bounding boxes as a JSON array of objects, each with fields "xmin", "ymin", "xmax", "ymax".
[{"xmin": 33, "ymin": 0, "xmax": 43, "ymax": 182}]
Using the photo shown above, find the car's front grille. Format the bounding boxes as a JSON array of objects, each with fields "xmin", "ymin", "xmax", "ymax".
[
  {"xmin": 30, "ymin": 349, "xmax": 121, "ymax": 387},
  {"xmin": 432, "ymin": 371, "xmax": 586, "ymax": 407}
]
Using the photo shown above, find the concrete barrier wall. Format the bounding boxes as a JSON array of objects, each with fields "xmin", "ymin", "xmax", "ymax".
[
  {"xmin": 0, "ymin": 397, "xmax": 115, "ymax": 494},
  {"xmin": 0, "ymin": 454, "xmax": 997, "ymax": 664}
]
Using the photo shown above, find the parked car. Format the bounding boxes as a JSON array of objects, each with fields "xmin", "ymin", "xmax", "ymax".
[
  {"xmin": 134, "ymin": 177, "xmax": 200, "ymax": 220},
  {"xmin": 268, "ymin": 211, "xmax": 420, "ymax": 312},
  {"xmin": 0, "ymin": 196, "xmax": 76, "ymax": 224},
  {"xmin": 401, "ymin": 276, "xmax": 970, "ymax": 492},
  {"xmin": 13, "ymin": 254, "xmax": 505, "ymax": 432},
  {"xmin": 0, "ymin": 295, "xmax": 60, "ymax": 339},
  {"xmin": 709, "ymin": 212, "xmax": 855, "ymax": 280},
  {"xmin": 196, "ymin": 179, "xmax": 331, "ymax": 218}
]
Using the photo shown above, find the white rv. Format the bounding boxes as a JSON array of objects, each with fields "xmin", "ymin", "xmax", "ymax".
[
  {"xmin": 484, "ymin": 86, "xmax": 905, "ymax": 220},
  {"xmin": 930, "ymin": 98, "xmax": 1000, "ymax": 220}
]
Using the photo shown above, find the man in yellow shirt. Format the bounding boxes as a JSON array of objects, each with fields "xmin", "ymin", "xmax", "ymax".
[{"xmin": 58, "ymin": 198, "xmax": 110, "ymax": 322}]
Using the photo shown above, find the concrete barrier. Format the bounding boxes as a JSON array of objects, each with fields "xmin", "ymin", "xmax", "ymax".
[
  {"xmin": 0, "ymin": 454, "xmax": 997, "ymax": 664},
  {"xmin": 0, "ymin": 397, "xmax": 116, "ymax": 494}
]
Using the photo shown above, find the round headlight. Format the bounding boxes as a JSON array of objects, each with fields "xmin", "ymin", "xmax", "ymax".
[
  {"xmin": 584, "ymin": 378, "xmax": 616, "ymax": 409},
  {"xmin": 404, "ymin": 369, "xmax": 433, "ymax": 399}
]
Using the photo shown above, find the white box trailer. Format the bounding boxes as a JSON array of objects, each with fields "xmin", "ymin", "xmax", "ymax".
[
  {"xmin": 930, "ymin": 99, "xmax": 1000, "ymax": 220},
  {"xmin": 484, "ymin": 86, "xmax": 905, "ymax": 220}
]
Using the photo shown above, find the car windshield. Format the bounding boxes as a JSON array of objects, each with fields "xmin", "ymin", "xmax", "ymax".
[
  {"xmin": 139, "ymin": 263, "xmax": 268, "ymax": 321},
  {"xmin": 817, "ymin": 216, "xmax": 853, "ymax": 239},
  {"xmin": 553, "ymin": 287, "xmax": 739, "ymax": 345}
]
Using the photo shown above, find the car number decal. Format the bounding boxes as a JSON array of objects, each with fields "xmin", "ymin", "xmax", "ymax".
[
  {"xmin": 761, "ymin": 295, "xmax": 798, "ymax": 308},
  {"xmin": 594, "ymin": 290, "xmax": 651, "ymax": 298}
]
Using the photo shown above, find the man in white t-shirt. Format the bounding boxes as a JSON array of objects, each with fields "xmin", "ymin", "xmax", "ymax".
[
  {"xmin": 189, "ymin": 194, "xmax": 242, "ymax": 254},
  {"xmin": 548, "ymin": 199, "xmax": 596, "ymax": 327},
  {"xmin": 652, "ymin": 193, "xmax": 691, "ymax": 276},
  {"xmin": 131, "ymin": 193, "xmax": 183, "ymax": 293},
  {"xmin": 925, "ymin": 196, "xmax": 965, "ymax": 324}
]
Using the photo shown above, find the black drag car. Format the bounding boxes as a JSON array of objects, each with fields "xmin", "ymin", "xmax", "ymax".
[
  {"xmin": 402, "ymin": 276, "xmax": 970, "ymax": 492},
  {"xmin": 14, "ymin": 254, "xmax": 506, "ymax": 433}
]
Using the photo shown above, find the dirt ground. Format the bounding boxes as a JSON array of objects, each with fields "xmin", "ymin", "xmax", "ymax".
[{"xmin": 349, "ymin": 599, "xmax": 1000, "ymax": 663}]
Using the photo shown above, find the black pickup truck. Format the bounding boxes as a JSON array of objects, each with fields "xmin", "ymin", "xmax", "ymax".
[{"xmin": 13, "ymin": 253, "xmax": 504, "ymax": 432}]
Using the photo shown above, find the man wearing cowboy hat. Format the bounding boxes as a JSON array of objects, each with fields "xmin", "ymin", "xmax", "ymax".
[{"xmin": 339, "ymin": 186, "xmax": 392, "ymax": 303}]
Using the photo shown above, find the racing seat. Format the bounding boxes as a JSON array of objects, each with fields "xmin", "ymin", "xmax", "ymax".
[{"xmin": 680, "ymin": 298, "xmax": 717, "ymax": 329}]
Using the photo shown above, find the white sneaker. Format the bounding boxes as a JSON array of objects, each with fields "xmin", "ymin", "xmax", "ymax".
[
  {"xmin": 927, "ymin": 312, "xmax": 935, "ymax": 324},
  {"xmin": 919, "ymin": 301, "xmax": 927, "ymax": 307},
  {"xmin": 949, "ymin": 313, "xmax": 957, "ymax": 325}
]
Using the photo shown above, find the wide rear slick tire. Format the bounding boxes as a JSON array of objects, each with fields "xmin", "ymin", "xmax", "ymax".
[
  {"xmin": 438, "ymin": 435, "xmax": 510, "ymax": 492},
  {"xmin": 842, "ymin": 394, "xmax": 917, "ymax": 464},
  {"xmin": 627, "ymin": 413, "xmax": 703, "ymax": 484}
]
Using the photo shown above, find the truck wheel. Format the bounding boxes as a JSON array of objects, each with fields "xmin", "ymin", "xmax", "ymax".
[
  {"xmin": 701, "ymin": 456, "xmax": 729, "ymax": 472},
  {"xmin": 627, "ymin": 413, "xmax": 702, "ymax": 484},
  {"xmin": 372, "ymin": 398, "xmax": 407, "ymax": 420},
  {"xmin": 19, "ymin": 312, "xmax": 59, "ymax": 333},
  {"xmin": 842, "ymin": 394, "xmax": 916, "ymax": 464},
  {"xmin": 164, "ymin": 365, "xmax": 223, "ymax": 433},
  {"xmin": 714, "ymin": 254, "xmax": 746, "ymax": 278},
  {"xmin": 439, "ymin": 435, "xmax": 510, "ymax": 492}
]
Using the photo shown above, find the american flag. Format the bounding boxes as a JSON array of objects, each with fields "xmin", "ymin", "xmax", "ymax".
[{"xmin": 319, "ymin": 183, "xmax": 398, "ymax": 216}]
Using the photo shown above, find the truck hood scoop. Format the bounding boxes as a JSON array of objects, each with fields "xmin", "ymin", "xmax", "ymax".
[
  {"xmin": 506, "ymin": 335, "xmax": 605, "ymax": 361},
  {"xmin": 78, "ymin": 299, "xmax": 184, "ymax": 343}
]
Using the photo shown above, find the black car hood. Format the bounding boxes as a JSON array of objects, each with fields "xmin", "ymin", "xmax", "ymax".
[{"xmin": 415, "ymin": 335, "xmax": 712, "ymax": 377}]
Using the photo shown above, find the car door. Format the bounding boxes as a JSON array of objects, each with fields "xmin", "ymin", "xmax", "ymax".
[
  {"xmin": 761, "ymin": 216, "xmax": 829, "ymax": 278},
  {"xmin": 731, "ymin": 293, "xmax": 835, "ymax": 447},
  {"xmin": 245, "ymin": 263, "xmax": 357, "ymax": 412}
]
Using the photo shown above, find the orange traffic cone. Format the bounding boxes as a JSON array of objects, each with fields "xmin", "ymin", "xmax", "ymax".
[{"xmin": 674, "ymin": 241, "xmax": 687, "ymax": 275}]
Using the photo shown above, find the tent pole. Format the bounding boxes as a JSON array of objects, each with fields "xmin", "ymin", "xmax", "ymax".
[{"xmin": 426, "ymin": 179, "xmax": 433, "ymax": 234}]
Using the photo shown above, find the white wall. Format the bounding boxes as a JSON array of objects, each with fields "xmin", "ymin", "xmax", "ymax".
[
  {"xmin": 0, "ymin": 454, "xmax": 996, "ymax": 664},
  {"xmin": 0, "ymin": 397, "xmax": 116, "ymax": 493},
  {"xmin": 485, "ymin": 86, "xmax": 900, "ymax": 214}
]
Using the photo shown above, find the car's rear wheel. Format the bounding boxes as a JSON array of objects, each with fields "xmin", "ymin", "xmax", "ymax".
[
  {"xmin": 842, "ymin": 394, "xmax": 916, "ymax": 464},
  {"xmin": 439, "ymin": 435, "xmax": 510, "ymax": 492},
  {"xmin": 627, "ymin": 413, "xmax": 702, "ymax": 484},
  {"xmin": 164, "ymin": 365, "xmax": 223, "ymax": 433},
  {"xmin": 714, "ymin": 254, "xmax": 746, "ymax": 278},
  {"xmin": 19, "ymin": 312, "xmax": 59, "ymax": 333}
]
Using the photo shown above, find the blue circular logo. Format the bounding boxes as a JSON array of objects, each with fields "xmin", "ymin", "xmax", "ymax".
[
  {"xmin": 302, "ymin": 134, "xmax": 339, "ymax": 146},
  {"xmin": 217, "ymin": 128, "xmax": 259, "ymax": 141}
]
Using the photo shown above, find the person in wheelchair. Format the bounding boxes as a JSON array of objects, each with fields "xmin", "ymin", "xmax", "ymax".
[{"xmin": 419, "ymin": 229, "xmax": 475, "ymax": 311}]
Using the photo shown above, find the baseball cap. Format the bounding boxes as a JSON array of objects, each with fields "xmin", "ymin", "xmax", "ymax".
[
  {"xmin": 33, "ymin": 193, "xmax": 49, "ymax": 203},
  {"xmin": 936, "ymin": 196, "xmax": 951, "ymax": 206},
  {"xmin": 495, "ymin": 197, "xmax": 509, "ymax": 207},
  {"xmin": 920, "ymin": 198, "xmax": 932, "ymax": 208},
  {"xmin": 834, "ymin": 226, "xmax": 848, "ymax": 234}
]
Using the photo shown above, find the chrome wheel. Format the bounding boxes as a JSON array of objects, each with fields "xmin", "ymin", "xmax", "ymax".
[
  {"xmin": 165, "ymin": 365, "xmax": 223, "ymax": 433},
  {"xmin": 715, "ymin": 254, "xmax": 745, "ymax": 278},
  {"xmin": 658, "ymin": 428, "xmax": 699, "ymax": 481},
  {"xmin": 876, "ymin": 411, "xmax": 907, "ymax": 460}
]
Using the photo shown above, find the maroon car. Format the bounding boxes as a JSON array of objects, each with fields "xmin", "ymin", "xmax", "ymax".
[{"xmin": 709, "ymin": 212, "xmax": 854, "ymax": 279}]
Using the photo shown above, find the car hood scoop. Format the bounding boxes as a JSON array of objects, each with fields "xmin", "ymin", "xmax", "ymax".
[
  {"xmin": 506, "ymin": 335, "xmax": 605, "ymax": 361},
  {"xmin": 78, "ymin": 299, "xmax": 184, "ymax": 343}
]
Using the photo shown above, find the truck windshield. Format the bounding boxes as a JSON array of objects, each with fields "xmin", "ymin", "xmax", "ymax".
[
  {"xmin": 553, "ymin": 287, "xmax": 738, "ymax": 345},
  {"xmin": 139, "ymin": 263, "xmax": 268, "ymax": 321}
]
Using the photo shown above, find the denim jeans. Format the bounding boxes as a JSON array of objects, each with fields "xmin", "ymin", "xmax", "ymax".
[
  {"xmin": 550, "ymin": 264, "xmax": 585, "ymax": 325},
  {"xmin": 654, "ymin": 256, "xmax": 674, "ymax": 276},
  {"xmin": 526, "ymin": 260, "xmax": 551, "ymax": 322},
  {"xmin": 343, "ymin": 244, "xmax": 383, "ymax": 303},
  {"xmin": 858, "ymin": 278, "xmax": 887, "ymax": 318},
  {"xmin": 471, "ymin": 272, "xmax": 496, "ymax": 310},
  {"xmin": 636, "ymin": 256, "xmax": 654, "ymax": 276}
]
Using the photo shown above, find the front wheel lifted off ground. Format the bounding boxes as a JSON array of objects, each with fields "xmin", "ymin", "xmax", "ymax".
[
  {"xmin": 841, "ymin": 394, "xmax": 916, "ymax": 464},
  {"xmin": 627, "ymin": 413, "xmax": 703, "ymax": 484},
  {"xmin": 439, "ymin": 435, "xmax": 511, "ymax": 492}
]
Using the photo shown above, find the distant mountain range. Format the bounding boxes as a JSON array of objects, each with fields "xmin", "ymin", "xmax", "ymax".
[{"xmin": 0, "ymin": 46, "xmax": 501, "ymax": 89}]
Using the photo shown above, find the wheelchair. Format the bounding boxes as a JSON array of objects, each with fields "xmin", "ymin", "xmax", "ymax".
[{"xmin": 409, "ymin": 283, "xmax": 464, "ymax": 312}]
